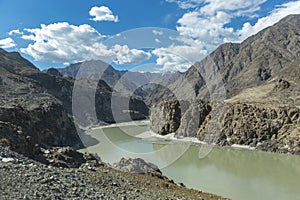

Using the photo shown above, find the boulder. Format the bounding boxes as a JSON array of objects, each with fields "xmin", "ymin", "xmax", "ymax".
[{"xmin": 113, "ymin": 158, "xmax": 162, "ymax": 177}]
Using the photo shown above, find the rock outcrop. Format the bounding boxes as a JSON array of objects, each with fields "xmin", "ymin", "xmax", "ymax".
[
  {"xmin": 213, "ymin": 103, "xmax": 300, "ymax": 154},
  {"xmin": 150, "ymin": 100, "xmax": 300, "ymax": 154},
  {"xmin": 0, "ymin": 95, "xmax": 82, "ymax": 157},
  {"xmin": 150, "ymin": 100, "xmax": 181, "ymax": 135},
  {"xmin": 150, "ymin": 99, "xmax": 212, "ymax": 137},
  {"xmin": 37, "ymin": 146, "xmax": 104, "ymax": 169},
  {"xmin": 273, "ymin": 79, "xmax": 290, "ymax": 91},
  {"xmin": 113, "ymin": 158, "xmax": 162, "ymax": 176}
]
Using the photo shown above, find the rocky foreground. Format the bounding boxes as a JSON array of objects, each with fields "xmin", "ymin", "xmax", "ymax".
[{"xmin": 0, "ymin": 146, "xmax": 228, "ymax": 200}]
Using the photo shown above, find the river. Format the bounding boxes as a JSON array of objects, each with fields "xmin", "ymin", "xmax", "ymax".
[{"xmin": 79, "ymin": 121, "xmax": 300, "ymax": 200}]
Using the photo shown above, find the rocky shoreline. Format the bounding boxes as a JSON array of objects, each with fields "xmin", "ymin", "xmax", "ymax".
[
  {"xmin": 150, "ymin": 100, "xmax": 300, "ymax": 155},
  {"xmin": 0, "ymin": 146, "xmax": 228, "ymax": 200}
]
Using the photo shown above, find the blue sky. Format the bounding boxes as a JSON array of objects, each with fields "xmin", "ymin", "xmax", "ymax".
[{"xmin": 0, "ymin": 0, "xmax": 300, "ymax": 72}]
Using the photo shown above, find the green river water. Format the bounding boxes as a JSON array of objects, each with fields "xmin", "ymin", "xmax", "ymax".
[{"xmin": 80, "ymin": 122, "xmax": 300, "ymax": 200}]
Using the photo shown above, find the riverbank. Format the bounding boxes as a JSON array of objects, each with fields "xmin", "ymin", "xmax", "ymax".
[
  {"xmin": 0, "ymin": 146, "xmax": 229, "ymax": 200},
  {"xmin": 87, "ymin": 120, "xmax": 256, "ymax": 151}
]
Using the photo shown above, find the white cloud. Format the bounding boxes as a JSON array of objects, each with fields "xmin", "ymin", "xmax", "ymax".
[
  {"xmin": 177, "ymin": 11, "xmax": 237, "ymax": 51},
  {"xmin": 199, "ymin": 0, "xmax": 266, "ymax": 16},
  {"xmin": 0, "ymin": 37, "xmax": 16, "ymax": 49},
  {"xmin": 112, "ymin": 44, "xmax": 151, "ymax": 65},
  {"xmin": 8, "ymin": 29, "xmax": 23, "ymax": 35},
  {"xmin": 175, "ymin": 0, "xmax": 268, "ymax": 50},
  {"xmin": 173, "ymin": 0, "xmax": 300, "ymax": 48},
  {"xmin": 158, "ymin": 0, "xmax": 295, "ymax": 71},
  {"xmin": 166, "ymin": 0, "xmax": 266, "ymax": 13},
  {"xmin": 15, "ymin": 0, "xmax": 300, "ymax": 73},
  {"xmin": 152, "ymin": 30, "xmax": 164, "ymax": 35},
  {"xmin": 19, "ymin": 22, "xmax": 150, "ymax": 65},
  {"xmin": 89, "ymin": 6, "xmax": 119, "ymax": 22},
  {"xmin": 166, "ymin": 0, "xmax": 204, "ymax": 9},
  {"xmin": 238, "ymin": 1, "xmax": 300, "ymax": 41},
  {"xmin": 20, "ymin": 22, "xmax": 114, "ymax": 63},
  {"xmin": 152, "ymin": 38, "xmax": 207, "ymax": 72},
  {"xmin": 21, "ymin": 34, "xmax": 35, "ymax": 40},
  {"xmin": 155, "ymin": 38, "xmax": 161, "ymax": 43}
]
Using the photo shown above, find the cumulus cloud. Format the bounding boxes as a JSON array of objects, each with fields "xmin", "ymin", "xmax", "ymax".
[
  {"xmin": 0, "ymin": 37, "xmax": 16, "ymax": 49},
  {"xmin": 19, "ymin": 22, "xmax": 150, "ymax": 65},
  {"xmin": 15, "ymin": 0, "xmax": 300, "ymax": 73},
  {"xmin": 177, "ymin": 11, "xmax": 237, "ymax": 51},
  {"xmin": 154, "ymin": 0, "xmax": 258, "ymax": 71},
  {"xmin": 20, "ymin": 22, "xmax": 113, "ymax": 63},
  {"xmin": 173, "ymin": 0, "xmax": 300, "ymax": 47},
  {"xmin": 89, "ymin": 6, "xmax": 119, "ymax": 22},
  {"xmin": 152, "ymin": 38, "xmax": 207, "ymax": 72},
  {"xmin": 238, "ymin": 1, "xmax": 300, "ymax": 41},
  {"xmin": 156, "ymin": 0, "xmax": 300, "ymax": 72},
  {"xmin": 8, "ymin": 29, "xmax": 23, "ymax": 35},
  {"xmin": 112, "ymin": 45, "xmax": 151, "ymax": 65},
  {"xmin": 176, "ymin": 0, "xmax": 267, "ymax": 50}
]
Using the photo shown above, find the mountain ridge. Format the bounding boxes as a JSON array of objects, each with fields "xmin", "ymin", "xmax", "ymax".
[
  {"xmin": 150, "ymin": 14, "xmax": 300, "ymax": 155},
  {"xmin": 186, "ymin": 14, "xmax": 300, "ymax": 98}
]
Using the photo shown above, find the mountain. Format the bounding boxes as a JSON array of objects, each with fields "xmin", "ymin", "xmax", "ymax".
[
  {"xmin": 56, "ymin": 60, "xmax": 181, "ymax": 105},
  {"xmin": 178, "ymin": 14, "xmax": 300, "ymax": 101},
  {"xmin": 57, "ymin": 60, "xmax": 124, "ymax": 87},
  {"xmin": 150, "ymin": 14, "xmax": 300, "ymax": 155},
  {"xmin": 0, "ymin": 49, "xmax": 83, "ymax": 157},
  {"xmin": 0, "ymin": 48, "xmax": 148, "ymax": 158}
]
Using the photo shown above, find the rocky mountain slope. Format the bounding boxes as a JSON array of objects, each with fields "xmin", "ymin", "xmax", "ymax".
[
  {"xmin": 150, "ymin": 14, "xmax": 300, "ymax": 155},
  {"xmin": 180, "ymin": 14, "xmax": 300, "ymax": 100},
  {"xmin": 0, "ymin": 48, "xmax": 148, "ymax": 158},
  {"xmin": 0, "ymin": 49, "xmax": 83, "ymax": 157}
]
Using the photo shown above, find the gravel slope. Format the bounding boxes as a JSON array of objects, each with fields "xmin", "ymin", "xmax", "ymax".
[{"xmin": 0, "ymin": 146, "xmax": 229, "ymax": 200}]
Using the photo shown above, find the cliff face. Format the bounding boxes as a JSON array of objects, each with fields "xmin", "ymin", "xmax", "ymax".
[
  {"xmin": 150, "ymin": 100, "xmax": 300, "ymax": 154},
  {"xmin": 150, "ymin": 100, "xmax": 211, "ymax": 137},
  {"xmin": 0, "ymin": 96, "xmax": 81, "ymax": 157},
  {"xmin": 150, "ymin": 100, "xmax": 181, "ymax": 135},
  {"xmin": 211, "ymin": 103, "xmax": 300, "ymax": 154}
]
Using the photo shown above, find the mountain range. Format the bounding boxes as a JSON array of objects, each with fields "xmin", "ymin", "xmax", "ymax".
[
  {"xmin": 54, "ymin": 60, "xmax": 181, "ymax": 105},
  {"xmin": 1, "ymin": 14, "xmax": 300, "ymax": 157},
  {"xmin": 56, "ymin": 15, "xmax": 300, "ymax": 106}
]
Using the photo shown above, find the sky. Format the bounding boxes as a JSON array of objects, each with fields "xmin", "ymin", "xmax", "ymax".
[{"xmin": 0, "ymin": 0, "xmax": 300, "ymax": 72}]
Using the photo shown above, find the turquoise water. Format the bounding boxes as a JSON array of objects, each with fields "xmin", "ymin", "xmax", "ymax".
[{"xmin": 81, "ymin": 124, "xmax": 300, "ymax": 200}]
